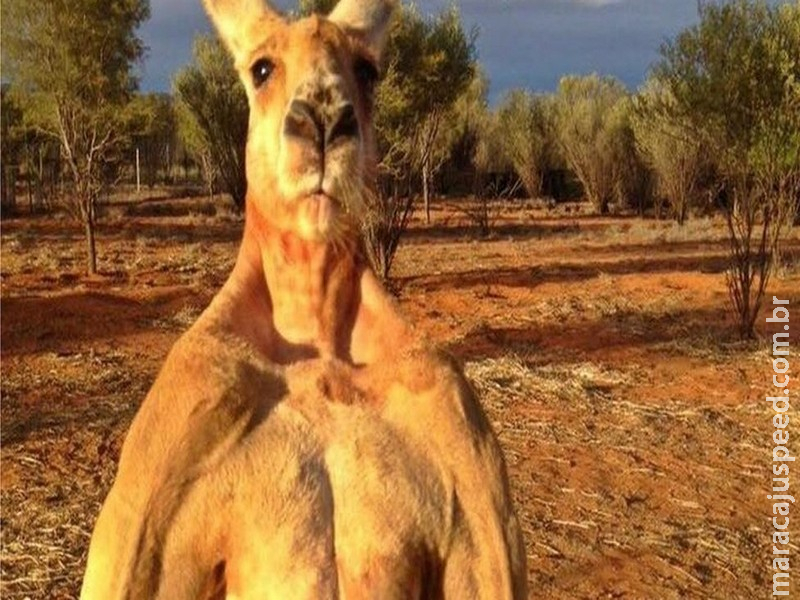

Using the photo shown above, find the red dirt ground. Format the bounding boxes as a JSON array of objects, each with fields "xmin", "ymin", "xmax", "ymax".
[{"xmin": 2, "ymin": 197, "xmax": 798, "ymax": 598}]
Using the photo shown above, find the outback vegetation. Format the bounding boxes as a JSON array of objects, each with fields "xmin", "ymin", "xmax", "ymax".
[
  {"xmin": 654, "ymin": 0, "xmax": 800, "ymax": 338},
  {"xmin": 4, "ymin": 0, "xmax": 795, "ymax": 334},
  {"xmin": 173, "ymin": 35, "xmax": 249, "ymax": 210},
  {"xmin": 2, "ymin": 0, "xmax": 151, "ymax": 274},
  {"xmin": 1, "ymin": 0, "xmax": 799, "ymax": 598}
]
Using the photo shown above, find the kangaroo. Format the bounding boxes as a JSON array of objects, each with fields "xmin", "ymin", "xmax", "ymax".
[{"xmin": 80, "ymin": 1, "xmax": 527, "ymax": 597}]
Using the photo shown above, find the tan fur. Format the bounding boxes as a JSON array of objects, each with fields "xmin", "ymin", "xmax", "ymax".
[{"xmin": 81, "ymin": 1, "xmax": 527, "ymax": 597}]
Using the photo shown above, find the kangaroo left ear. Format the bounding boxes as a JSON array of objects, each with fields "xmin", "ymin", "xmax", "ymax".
[
  {"xmin": 202, "ymin": 0, "xmax": 284, "ymax": 64},
  {"xmin": 328, "ymin": 0, "xmax": 397, "ymax": 59}
]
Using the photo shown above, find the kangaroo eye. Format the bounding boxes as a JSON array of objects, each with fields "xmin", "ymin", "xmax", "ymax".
[
  {"xmin": 354, "ymin": 57, "xmax": 379, "ymax": 94},
  {"xmin": 251, "ymin": 58, "xmax": 274, "ymax": 88}
]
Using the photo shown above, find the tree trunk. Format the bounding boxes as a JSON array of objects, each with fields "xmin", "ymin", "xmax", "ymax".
[
  {"xmin": 1, "ymin": 165, "xmax": 16, "ymax": 214},
  {"xmin": 423, "ymin": 157, "xmax": 431, "ymax": 224},
  {"xmin": 84, "ymin": 198, "xmax": 98, "ymax": 275},
  {"xmin": 638, "ymin": 188, "xmax": 646, "ymax": 218},
  {"xmin": 36, "ymin": 147, "xmax": 44, "ymax": 210},
  {"xmin": 595, "ymin": 195, "xmax": 610, "ymax": 215},
  {"xmin": 26, "ymin": 170, "xmax": 33, "ymax": 212},
  {"xmin": 677, "ymin": 202, "xmax": 687, "ymax": 226}
]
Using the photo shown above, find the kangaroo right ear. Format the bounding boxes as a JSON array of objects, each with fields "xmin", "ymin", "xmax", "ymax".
[
  {"xmin": 202, "ymin": 0, "xmax": 283, "ymax": 63},
  {"xmin": 328, "ymin": 0, "xmax": 397, "ymax": 59}
]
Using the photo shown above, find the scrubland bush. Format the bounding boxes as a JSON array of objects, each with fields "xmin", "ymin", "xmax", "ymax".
[
  {"xmin": 4, "ymin": 0, "xmax": 150, "ymax": 273},
  {"xmin": 173, "ymin": 36, "xmax": 248, "ymax": 210},
  {"xmin": 632, "ymin": 79, "xmax": 711, "ymax": 224},
  {"xmin": 655, "ymin": 0, "xmax": 800, "ymax": 338},
  {"xmin": 494, "ymin": 90, "xmax": 557, "ymax": 200},
  {"xmin": 554, "ymin": 74, "xmax": 638, "ymax": 215}
]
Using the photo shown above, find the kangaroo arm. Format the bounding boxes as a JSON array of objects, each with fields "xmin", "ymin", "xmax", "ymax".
[{"xmin": 383, "ymin": 355, "xmax": 528, "ymax": 599}]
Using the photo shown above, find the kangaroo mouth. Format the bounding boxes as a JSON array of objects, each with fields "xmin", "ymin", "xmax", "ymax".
[
  {"xmin": 308, "ymin": 193, "xmax": 336, "ymax": 234},
  {"xmin": 293, "ymin": 181, "xmax": 369, "ymax": 242},
  {"xmin": 295, "ymin": 193, "xmax": 341, "ymax": 240}
]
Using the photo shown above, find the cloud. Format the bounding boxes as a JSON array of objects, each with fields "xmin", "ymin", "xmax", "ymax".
[
  {"xmin": 573, "ymin": 0, "xmax": 626, "ymax": 6},
  {"xmin": 138, "ymin": 0, "xmax": 695, "ymax": 98}
]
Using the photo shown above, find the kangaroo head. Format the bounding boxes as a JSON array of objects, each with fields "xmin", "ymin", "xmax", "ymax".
[{"xmin": 203, "ymin": 0, "xmax": 395, "ymax": 241}]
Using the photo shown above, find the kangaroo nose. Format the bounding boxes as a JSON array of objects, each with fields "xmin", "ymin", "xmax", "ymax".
[
  {"xmin": 284, "ymin": 100, "xmax": 358, "ymax": 152},
  {"xmin": 284, "ymin": 100, "xmax": 324, "ymax": 150},
  {"xmin": 325, "ymin": 104, "xmax": 358, "ymax": 149}
]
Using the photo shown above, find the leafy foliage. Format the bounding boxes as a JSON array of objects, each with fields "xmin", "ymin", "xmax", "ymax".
[
  {"xmin": 554, "ymin": 74, "xmax": 634, "ymax": 214},
  {"xmin": 3, "ymin": 0, "xmax": 150, "ymax": 273},
  {"xmin": 1, "ymin": 86, "xmax": 26, "ymax": 209},
  {"xmin": 655, "ymin": 0, "xmax": 800, "ymax": 338},
  {"xmin": 632, "ymin": 79, "xmax": 710, "ymax": 223},
  {"xmin": 376, "ymin": 5, "xmax": 476, "ymax": 179},
  {"xmin": 365, "ymin": 4, "xmax": 477, "ymax": 275},
  {"xmin": 128, "ymin": 93, "xmax": 178, "ymax": 188},
  {"xmin": 173, "ymin": 35, "xmax": 249, "ymax": 209},
  {"xmin": 1, "ymin": 87, "xmax": 25, "ymax": 164},
  {"xmin": 494, "ymin": 90, "xmax": 556, "ymax": 199},
  {"xmin": 447, "ymin": 69, "xmax": 492, "ymax": 173}
]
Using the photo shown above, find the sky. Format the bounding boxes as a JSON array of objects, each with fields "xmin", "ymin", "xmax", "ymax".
[{"xmin": 137, "ymin": 0, "xmax": 703, "ymax": 103}]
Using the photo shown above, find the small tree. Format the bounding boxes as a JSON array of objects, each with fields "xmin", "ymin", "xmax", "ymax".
[
  {"xmin": 495, "ymin": 89, "xmax": 556, "ymax": 200},
  {"xmin": 656, "ymin": 0, "xmax": 800, "ymax": 338},
  {"xmin": 632, "ymin": 79, "xmax": 708, "ymax": 224},
  {"xmin": 365, "ymin": 4, "xmax": 476, "ymax": 279},
  {"xmin": 447, "ymin": 69, "xmax": 492, "ymax": 175},
  {"xmin": 446, "ymin": 70, "xmax": 504, "ymax": 235},
  {"xmin": 375, "ymin": 6, "xmax": 476, "ymax": 220},
  {"xmin": 474, "ymin": 105, "xmax": 512, "ymax": 180},
  {"xmin": 554, "ymin": 74, "xmax": 632, "ymax": 214},
  {"xmin": 173, "ymin": 35, "xmax": 248, "ymax": 210},
  {"xmin": 1, "ymin": 90, "xmax": 63, "ymax": 214},
  {"xmin": 177, "ymin": 105, "xmax": 218, "ymax": 201},
  {"xmin": 362, "ymin": 193, "xmax": 415, "ymax": 282},
  {"xmin": 411, "ymin": 7, "xmax": 476, "ymax": 222},
  {"xmin": 3, "ymin": 0, "xmax": 150, "ymax": 273},
  {"xmin": 613, "ymin": 97, "xmax": 654, "ymax": 216}
]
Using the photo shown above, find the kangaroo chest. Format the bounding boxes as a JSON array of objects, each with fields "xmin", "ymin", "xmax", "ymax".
[{"xmin": 215, "ymin": 362, "xmax": 451, "ymax": 599}]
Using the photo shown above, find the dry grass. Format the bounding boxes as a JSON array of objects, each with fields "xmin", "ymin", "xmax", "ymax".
[
  {"xmin": 466, "ymin": 353, "xmax": 772, "ymax": 598},
  {"xmin": 2, "ymin": 349, "xmax": 141, "ymax": 598},
  {"xmin": 2, "ymin": 424, "xmax": 123, "ymax": 599},
  {"xmin": 589, "ymin": 216, "xmax": 729, "ymax": 245}
]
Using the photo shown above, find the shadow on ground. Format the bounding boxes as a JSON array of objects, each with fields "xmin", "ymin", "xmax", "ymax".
[{"xmin": 398, "ymin": 253, "xmax": 731, "ymax": 293}]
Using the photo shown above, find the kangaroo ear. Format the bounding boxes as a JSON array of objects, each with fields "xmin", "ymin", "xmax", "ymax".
[
  {"xmin": 202, "ymin": 0, "xmax": 282, "ymax": 62},
  {"xmin": 328, "ymin": 0, "xmax": 397, "ymax": 58}
]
